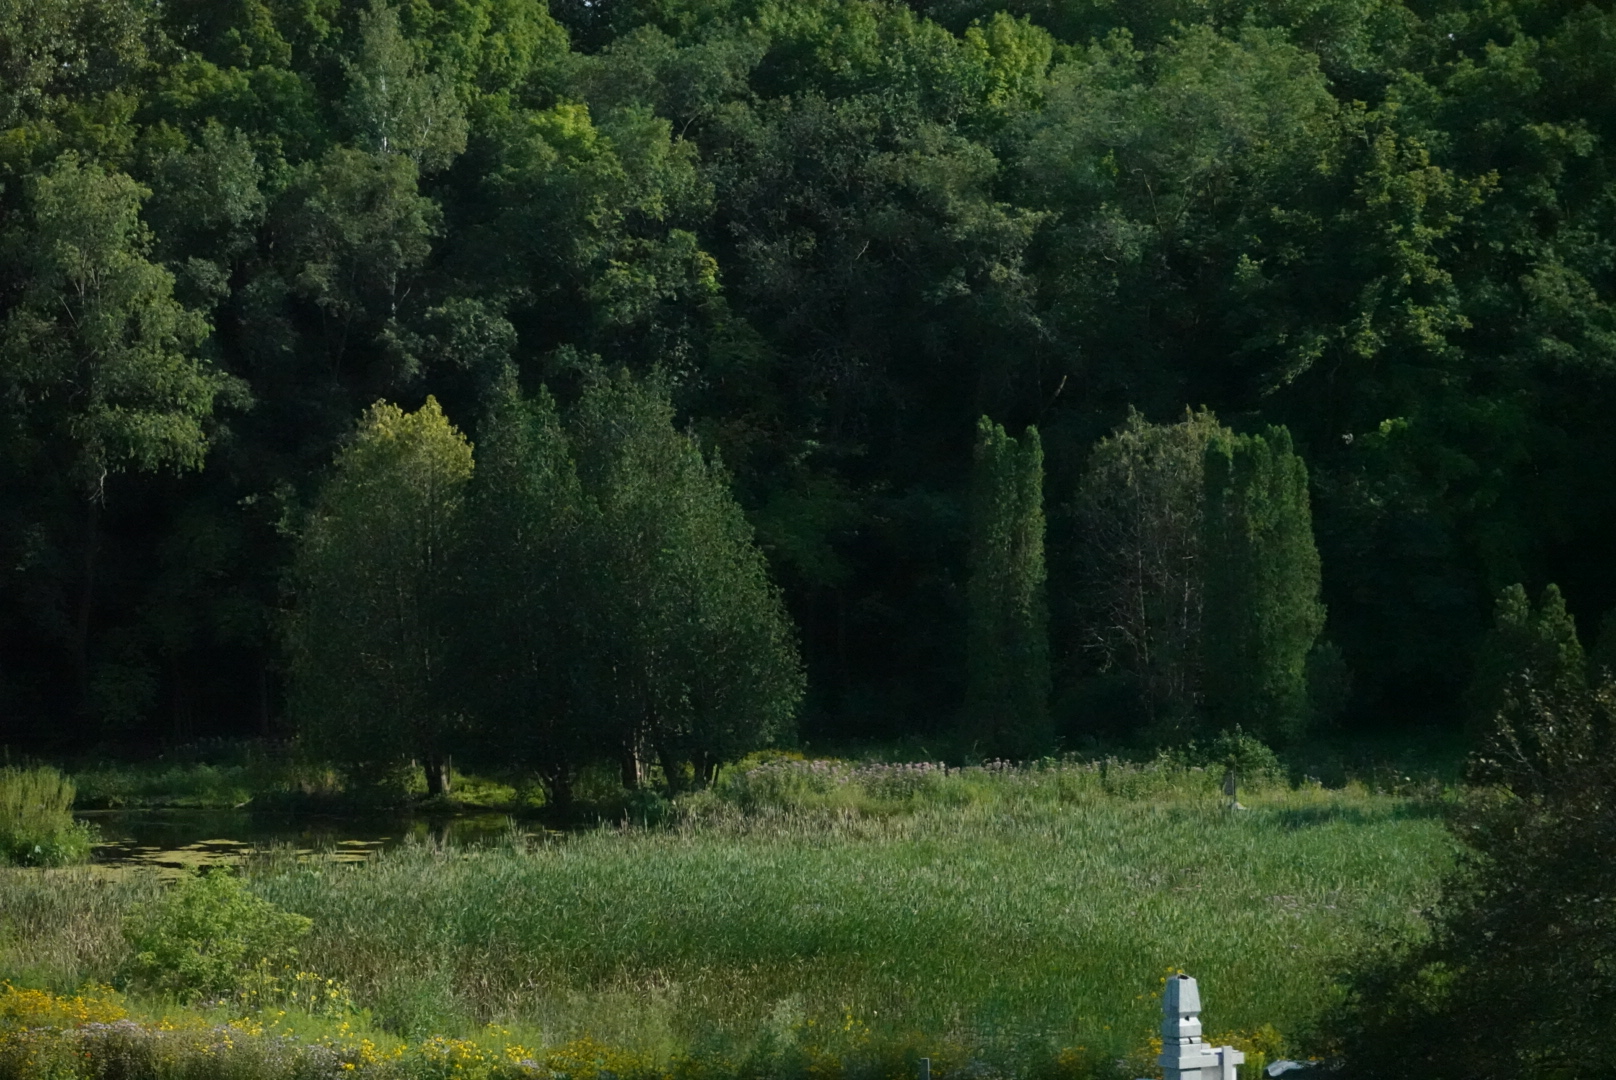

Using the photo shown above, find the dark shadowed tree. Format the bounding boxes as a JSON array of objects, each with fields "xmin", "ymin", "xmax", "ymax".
[
  {"xmin": 454, "ymin": 378, "xmax": 586, "ymax": 807},
  {"xmin": 0, "ymin": 152, "xmax": 225, "ymax": 720},
  {"xmin": 1071, "ymin": 408, "xmax": 1226, "ymax": 737},
  {"xmin": 570, "ymin": 370, "xmax": 802, "ymax": 789},
  {"xmin": 1328, "ymin": 670, "xmax": 1616, "ymax": 1079},
  {"xmin": 964, "ymin": 416, "xmax": 1050, "ymax": 759},
  {"xmin": 1201, "ymin": 425, "xmax": 1324, "ymax": 744}
]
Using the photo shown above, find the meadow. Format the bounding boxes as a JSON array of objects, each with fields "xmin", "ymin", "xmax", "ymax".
[{"xmin": 0, "ymin": 758, "xmax": 1455, "ymax": 1079}]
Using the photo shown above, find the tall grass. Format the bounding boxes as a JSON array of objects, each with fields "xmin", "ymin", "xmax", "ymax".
[
  {"xmin": 0, "ymin": 759, "xmax": 1454, "ymax": 1076},
  {"xmin": 0, "ymin": 766, "xmax": 93, "ymax": 867},
  {"xmin": 249, "ymin": 764, "xmax": 1450, "ymax": 1064}
]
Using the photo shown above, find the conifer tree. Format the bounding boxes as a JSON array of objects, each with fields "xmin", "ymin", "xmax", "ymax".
[
  {"xmin": 964, "ymin": 417, "xmax": 1051, "ymax": 759},
  {"xmin": 1468, "ymin": 583, "xmax": 1586, "ymax": 732},
  {"xmin": 287, "ymin": 397, "xmax": 473, "ymax": 794},
  {"xmin": 570, "ymin": 370, "xmax": 803, "ymax": 790},
  {"xmin": 1201, "ymin": 425, "xmax": 1324, "ymax": 744}
]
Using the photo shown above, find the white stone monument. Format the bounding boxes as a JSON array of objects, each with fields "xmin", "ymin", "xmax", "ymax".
[{"xmin": 1157, "ymin": 974, "xmax": 1245, "ymax": 1080}]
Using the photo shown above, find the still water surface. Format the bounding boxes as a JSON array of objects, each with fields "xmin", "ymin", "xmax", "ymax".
[{"xmin": 76, "ymin": 810, "xmax": 526, "ymax": 876}]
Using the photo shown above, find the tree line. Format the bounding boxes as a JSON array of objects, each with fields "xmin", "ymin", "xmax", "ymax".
[
  {"xmin": 2, "ymin": 0, "xmax": 1615, "ymax": 753},
  {"xmin": 284, "ymin": 386, "xmax": 1320, "ymax": 788}
]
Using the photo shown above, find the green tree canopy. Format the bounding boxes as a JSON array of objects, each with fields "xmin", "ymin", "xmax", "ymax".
[
  {"xmin": 287, "ymin": 396, "xmax": 473, "ymax": 794},
  {"xmin": 569, "ymin": 369, "xmax": 803, "ymax": 789},
  {"xmin": 2, "ymin": 152, "xmax": 222, "ymax": 493},
  {"xmin": 1466, "ymin": 583, "xmax": 1586, "ymax": 736},
  {"xmin": 454, "ymin": 377, "xmax": 585, "ymax": 803}
]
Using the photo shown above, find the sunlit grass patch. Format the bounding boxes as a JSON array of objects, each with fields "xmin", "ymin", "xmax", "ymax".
[{"xmin": 0, "ymin": 766, "xmax": 95, "ymax": 866}]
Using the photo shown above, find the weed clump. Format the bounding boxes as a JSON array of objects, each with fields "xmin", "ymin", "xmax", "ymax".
[
  {"xmin": 0, "ymin": 766, "xmax": 93, "ymax": 867},
  {"xmin": 119, "ymin": 870, "xmax": 314, "ymax": 1002}
]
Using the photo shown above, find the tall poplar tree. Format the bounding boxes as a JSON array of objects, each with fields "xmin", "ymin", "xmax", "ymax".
[
  {"xmin": 964, "ymin": 417, "xmax": 1050, "ymax": 759},
  {"xmin": 286, "ymin": 397, "xmax": 472, "ymax": 794},
  {"xmin": 1201, "ymin": 426, "xmax": 1325, "ymax": 744}
]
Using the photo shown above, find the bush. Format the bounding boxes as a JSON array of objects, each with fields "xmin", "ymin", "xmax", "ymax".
[
  {"xmin": 120, "ymin": 870, "xmax": 313, "ymax": 1002},
  {"xmin": 0, "ymin": 765, "xmax": 94, "ymax": 866},
  {"xmin": 1201, "ymin": 727, "xmax": 1284, "ymax": 782},
  {"xmin": 1324, "ymin": 675, "xmax": 1616, "ymax": 1078}
]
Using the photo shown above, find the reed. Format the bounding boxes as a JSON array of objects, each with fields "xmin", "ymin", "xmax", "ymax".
[{"xmin": 0, "ymin": 766, "xmax": 93, "ymax": 867}]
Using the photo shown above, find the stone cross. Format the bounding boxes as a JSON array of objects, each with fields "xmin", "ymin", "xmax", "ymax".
[{"xmin": 1158, "ymin": 974, "xmax": 1245, "ymax": 1080}]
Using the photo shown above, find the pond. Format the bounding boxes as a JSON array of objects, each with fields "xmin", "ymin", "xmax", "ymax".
[{"xmin": 75, "ymin": 809, "xmax": 533, "ymax": 876}]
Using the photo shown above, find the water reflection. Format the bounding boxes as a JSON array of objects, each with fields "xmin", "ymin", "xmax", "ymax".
[{"xmin": 76, "ymin": 810, "xmax": 527, "ymax": 876}]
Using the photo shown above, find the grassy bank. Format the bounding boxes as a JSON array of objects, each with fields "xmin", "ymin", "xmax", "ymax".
[
  {"xmin": 68, "ymin": 743, "xmax": 537, "ymax": 812},
  {"xmin": 1, "ymin": 758, "xmax": 1454, "ymax": 1078},
  {"xmin": 68, "ymin": 742, "xmax": 349, "ymax": 811}
]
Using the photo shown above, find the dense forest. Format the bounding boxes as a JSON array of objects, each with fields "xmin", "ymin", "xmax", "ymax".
[{"xmin": 3, "ymin": 0, "xmax": 1615, "ymax": 754}]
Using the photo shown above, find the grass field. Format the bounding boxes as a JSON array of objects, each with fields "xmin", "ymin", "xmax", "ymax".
[{"xmin": 0, "ymin": 758, "xmax": 1455, "ymax": 1078}]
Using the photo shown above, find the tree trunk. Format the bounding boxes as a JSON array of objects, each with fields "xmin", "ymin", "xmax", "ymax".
[
  {"xmin": 74, "ymin": 497, "xmax": 100, "ymax": 718},
  {"xmin": 171, "ymin": 662, "xmax": 191, "ymax": 744},
  {"xmin": 257, "ymin": 659, "xmax": 272, "ymax": 737},
  {"xmin": 658, "ymin": 744, "xmax": 685, "ymax": 795},
  {"xmin": 619, "ymin": 739, "xmax": 641, "ymax": 790},
  {"xmin": 542, "ymin": 765, "xmax": 574, "ymax": 818},
  {"xmin": 424, "ymin": 754, "xmax": 452, "ymax": 796}
]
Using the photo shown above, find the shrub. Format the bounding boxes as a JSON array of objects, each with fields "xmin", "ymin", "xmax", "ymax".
[
  {"xmin": 1324, "ymin": 674, "xmax": 1616, "ymax": 1078},
  {"xmin": 0, "ymin": 766, "xmax": 94, "ymax": 866},
  {"xmin": 1201, "ymin": 727, "xmax": 1284, "ymax": 782},
  {"xmin": 120, "ymin": 870, "xmax": 313, "ymax": 1002}
]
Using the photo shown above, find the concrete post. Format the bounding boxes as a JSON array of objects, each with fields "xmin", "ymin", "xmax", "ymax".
[{"xmin": 1156, "ymin": 974, "xmax": 1245, "ymax": 1080}]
